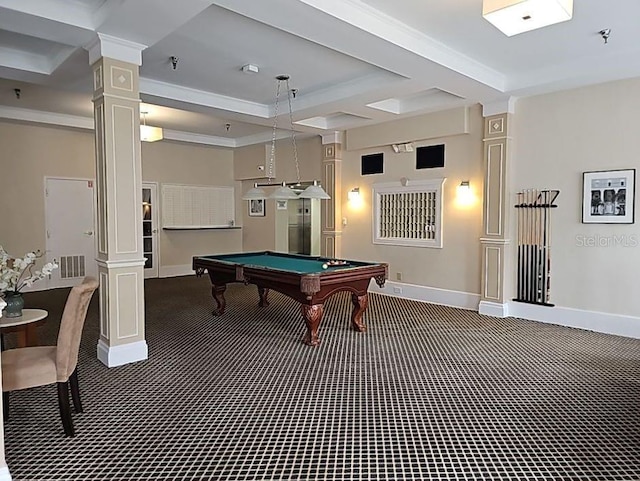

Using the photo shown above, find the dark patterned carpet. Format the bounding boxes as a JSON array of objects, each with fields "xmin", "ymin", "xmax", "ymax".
[{"xmin": 3, "ymin": 275, "xmax": 640, "ymax": 480}]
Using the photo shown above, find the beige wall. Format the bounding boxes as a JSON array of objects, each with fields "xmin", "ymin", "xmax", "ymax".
[
  {"xmin": 0, "ymin": 121, "xmax": 241, "ymax": 272},
  {"xmin": 512, "ymin": 78, "xmax": 640, "ymax": 317},
  {"xmin": 0, "ymin": 122, "xmax": 96, "ymax": 254},
  {"xmin": 141, "ymin": 141, "xmax": 241, "ymax": 267},
  {"xmin": 341, "ymin": 105, "xmax": 485, "ymax": 294},
  {"xmin": 235, "ymin": 136, "xmax": 323, "ymax": 252}
]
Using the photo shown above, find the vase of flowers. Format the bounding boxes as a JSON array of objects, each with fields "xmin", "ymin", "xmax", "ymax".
[{"xmin": 0, "ymin": 246, "xmax": 59, "ymax": 318}]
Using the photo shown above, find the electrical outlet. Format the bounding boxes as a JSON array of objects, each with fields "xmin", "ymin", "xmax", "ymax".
[
  {"xmin": 393, "ymin": 287, "xmax": 402, "ymax": 294},
  {"xmin": 396, "ymin": 272, "xmax": 402, "ymax": 281}
]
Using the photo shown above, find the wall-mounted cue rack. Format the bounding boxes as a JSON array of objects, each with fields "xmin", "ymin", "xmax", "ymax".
[{"xmin": 514, "ymin": 189, "xmax": 560, "ymax": 306}]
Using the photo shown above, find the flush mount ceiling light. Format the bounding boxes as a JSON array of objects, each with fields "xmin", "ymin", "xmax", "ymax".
[
  {"xmin": 242, "ymin": 75, "xmax": 330, "ymax": 201},
  {"xmin": 482, "ymin": 0, "xmax": 573, "ymax": 37},
  {"xmin": 140, "ymin": 111, "xmax": 163, "ymax": 142}
]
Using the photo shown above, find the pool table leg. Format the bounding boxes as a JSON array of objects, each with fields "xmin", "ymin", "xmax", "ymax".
[
  {"xmin": 351, "ymin": 293, "xmax": 368, "ymax": 332},
  {"xmin": 211, "ymin": 284, "xmax": 227, "ymax": 316},
  {"xmin": 302, "ymin": 304, "xmax": 323, "ymax": 346},
  {"xmin": 257, "ymin": 287, "xmax": 270, "ymax": 307}
]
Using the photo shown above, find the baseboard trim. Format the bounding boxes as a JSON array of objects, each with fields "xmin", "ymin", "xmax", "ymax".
[
  {"xmin": 508, "ymin": 302, "xmax": 640, "ymax": 339},
  {"xmin": 97, "ymin": 339, "xmax": 148, "ymax": 367},
  {"xmin": 159, "ymin": 264, "xmax": 194, "ymax": 278},
  {"xmin": 369, "ymin": 279, "xmax": 480, "ymax": 311},
  {"xmin": 479, "ymin": 301, "xmax": 509, "ymax": 318},
  {"xmin": 0, "ymin": 466, "xmax": 11, "ymax": 481}
]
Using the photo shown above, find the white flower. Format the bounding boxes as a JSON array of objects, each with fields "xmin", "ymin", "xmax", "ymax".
[{"xmin": 0, "ymin": 245, "xmax": 59, "ymax": 294}]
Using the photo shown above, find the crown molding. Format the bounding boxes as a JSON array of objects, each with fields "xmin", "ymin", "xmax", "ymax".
[
  {"xmin": 0, "ymin": 105, "xmax": 94, "ymax": 130},
  {"xmin": 86, "ymin": 32, "xmax": 147, "ymax": 66},
  {"xmin": 140, "ymin": 78, "xmax": 270, "ymax": 119},
  {"xmin": 0, "ymin": 105, "xmax": 294, "ymax": 148}
]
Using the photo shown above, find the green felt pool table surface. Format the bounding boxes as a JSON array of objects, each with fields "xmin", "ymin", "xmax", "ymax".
[{"xmin": 200, "ymin": 251, "xmax": 376, "ymax": 274}]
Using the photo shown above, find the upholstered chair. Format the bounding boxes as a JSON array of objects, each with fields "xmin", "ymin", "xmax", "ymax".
[{"xmin": 2, "ymin": 276, "xmax": 99, "ymax": 437}]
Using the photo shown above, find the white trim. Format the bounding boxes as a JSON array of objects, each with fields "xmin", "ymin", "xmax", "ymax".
[
  {"xmin": 485, "ymin": 144, "xmax": 504, "ymax": 236},
  {"xmin": 142, "ymin": 182, "xmax": 160, "ymax": 279},
  {"xmin": 0, "ymin": 466, "xmax": 12, "ymax": 481},
  {"xmin": 369, "ymin": 279, "xmax": 480, "ymax": 311},
  {"xmin": 96, "ymin": 259, "xmax": 146, "ymax": 268},
  {"xmin": 0, "ymin": 106, "xmax": 93, "ymax": 130},
  {"xmin": 97, "ymin": 339, "xmax": 148, "ymax": 367},
  {"xmin": 482, "ymin": 97, "xmax": 517, "ymax": 117},
  {"xmin": 508, "ymin": 302, "xmax": 640, "ymax": 340},
  {"xmin": 163, "ymin": 130, "xmax": 236, "ymax": 148},
  {"xmin": 321, "ymin": 132, "xmax": 344, "ymax": 145},
  {"xmin": 479, "ymin": 237, "xmax": 510, "ymax": 245},
  {"xmin": 159, "ymin": 264, "xmax": 195, "ymax": 278},
  {"xmin": 479, "ymin": 301, "xmax": 509, "ymax": 317},
  {"xmin": 86, "ymin": 33, "xmax": 147, "ymax": 66}
]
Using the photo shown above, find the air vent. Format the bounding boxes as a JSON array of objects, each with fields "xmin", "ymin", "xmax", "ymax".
[{"xmin": 59, "ymin": 255, "xmax": 85, "ymax": 279}]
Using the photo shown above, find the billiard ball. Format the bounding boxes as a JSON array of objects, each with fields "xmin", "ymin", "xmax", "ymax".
[{"xmin": 322, "ymin": 263, "xmax": 328, "ymax": 269}]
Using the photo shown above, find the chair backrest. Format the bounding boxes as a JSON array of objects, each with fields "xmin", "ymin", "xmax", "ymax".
[{"xmin": 56, "ymin": 276, "xmax": 99, "ymax": 381}]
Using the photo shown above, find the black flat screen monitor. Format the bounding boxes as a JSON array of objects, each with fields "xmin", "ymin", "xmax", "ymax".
[
  {"xmin": 361, "ymin": 153, "xmax": 384, "ymax": 175},
  {"xmin": 416, "ymin": 144, "xmax": 445, "ymax": 169}
]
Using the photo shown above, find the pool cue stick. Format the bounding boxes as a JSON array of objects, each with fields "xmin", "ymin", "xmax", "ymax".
[
  {"xmin": 544, "ymin": 191, "xmax": 551, "ymax": 302},
  {"xmin": 516, "ymin": 192, "xmax": 522, "ymax": 299},
  {"xmin": 535, "ymin": 189, "xmax": 542, "ymax": 302},
  {"xmin": 538, "ymin": 190, "xmax": 544, "ymax": 302},
  {"xmin": 523, "ymin": 189, "xmax": 531, "ymax": 300},
  {"xmin": 531, "ymin": 189, "xmax": 537, "ymax": 302},
  {"xmin": 540, "ymin": 190, "xmax": 548, "ymax": 303},
  {"xmin": 520, "ymin": 190, "xmax": 525, "ymax": 301},
  {"xmin": 546, "ymin": 191, "xmax": 553, "ymax": 302},
  {"xmin": 520, "ymin": 191, "xmax": 525, "ymax": 301},
  {"xmin": 531, "ymin": 189, "xmax": 536, "ymax": 302}
]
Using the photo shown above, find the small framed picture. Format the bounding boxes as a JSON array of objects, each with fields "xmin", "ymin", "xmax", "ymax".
[
  {"xmin": 582, "ymin": 169, "xmax": 635, "ymax": 224},
  {"xmin": 276, "ymin": 200, "xmax": 288, "ymax": 210},
  {"xmin": 249, "ymin": 198, "xmax": 265, "ymax": 217}
]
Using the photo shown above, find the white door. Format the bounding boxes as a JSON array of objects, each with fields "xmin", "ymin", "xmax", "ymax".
[
  {"xmin": 45, "ymin": 178, "xmax": 97, "ymax": 289},
  {"xmin": 142, "ymin": 183, "xmax": 159, "ymax": 278}
]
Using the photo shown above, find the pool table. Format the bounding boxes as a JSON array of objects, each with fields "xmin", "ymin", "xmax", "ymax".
[{"xmin": 193, "ymin": 251, "xmax": 388, "ymax": 346}]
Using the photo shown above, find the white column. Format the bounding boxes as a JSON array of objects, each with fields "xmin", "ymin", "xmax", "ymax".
[{"xmin": 87, "ymin": 34, "xmax": 148, "ymax": 367}]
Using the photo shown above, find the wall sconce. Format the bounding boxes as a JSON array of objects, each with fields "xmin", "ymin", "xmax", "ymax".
[
  {"xmin": 456, "ymin": 180, "xmax": 475, "ymax": 207},
  {"xmin": 348, "ymin": 187, "xmax": 360, "ymax": 202}
]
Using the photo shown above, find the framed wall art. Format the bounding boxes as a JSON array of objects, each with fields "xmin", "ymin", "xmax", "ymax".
[
  {"xmin": 249, "ymin": 198, "xmax": 265, "ymax": 217},
  {"xmin": 582, "ymin": 169, "xmax": 635, "ymax": 224}
]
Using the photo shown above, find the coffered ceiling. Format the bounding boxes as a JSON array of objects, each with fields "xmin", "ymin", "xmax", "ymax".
[{"xmin": 0, "ymin": 0, "xmax": 638, "ymax": 147}]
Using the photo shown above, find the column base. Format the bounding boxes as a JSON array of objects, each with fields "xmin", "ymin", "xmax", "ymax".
[
  {"xmin": 478, "ymin": 301, "xmax": 509, "ymax": 318},
  {"xmin": 97, "ymin": 339, "xmax": 148, "ymax": 367}
]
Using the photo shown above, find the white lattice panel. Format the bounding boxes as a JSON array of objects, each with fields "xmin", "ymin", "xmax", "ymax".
[
  {"xmin": 373, "ymin": 179, "xmax": 445, "ymax": 248},
  {"xmin": 162, "ymin": 184, "xmax": 235, "ymax": 229}
]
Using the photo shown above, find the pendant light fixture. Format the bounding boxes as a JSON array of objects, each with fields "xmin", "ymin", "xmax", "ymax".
[
  {"xmin": 242, "ymin": 75, "xmax": 330, "ymax": 201},
  {"xmin": 140, "ymin": 111, "xmax": 163, "ymax": 142}
]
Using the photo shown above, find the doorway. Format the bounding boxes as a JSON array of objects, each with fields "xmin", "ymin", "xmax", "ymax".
[
  {"xmin": 142, "ymin": 183, "xmax": 159, "ymax": 278},
  {"xmin": 287, "ymin": 198, "xmax": 321, "ymax": 256},
  {"xmin": 44, "ymin": 177, "xmax": 97, "ymax": 289}
]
